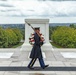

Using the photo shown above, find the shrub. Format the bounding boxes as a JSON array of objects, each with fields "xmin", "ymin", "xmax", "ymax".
[{"xmin": 51, "ymin": 26, "xmax": 76, "ymax": 48}]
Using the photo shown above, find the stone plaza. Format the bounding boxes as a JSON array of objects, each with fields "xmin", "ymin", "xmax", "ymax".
[{"xmin": 0, "ymin": 48, "xmax": 76, "ymax": 75}]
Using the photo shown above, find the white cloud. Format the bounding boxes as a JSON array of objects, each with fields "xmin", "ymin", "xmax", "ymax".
[
  {"xmin": 0, "ymin": 0, "xmax": 76, "ymax": 17},
  {"xmin": 0, "ymin": 0, "xmax": 76, "ymax": 23}
]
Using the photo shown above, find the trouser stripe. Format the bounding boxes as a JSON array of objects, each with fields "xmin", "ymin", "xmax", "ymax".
[{"xmin": 30, "ymin": 59, "xmax": 36, "ymax": 67}]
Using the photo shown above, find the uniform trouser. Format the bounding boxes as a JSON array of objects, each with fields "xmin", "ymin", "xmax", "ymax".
[{"xmin": 28, "ymin": 58, "xmax": 45, "ymax": 68}]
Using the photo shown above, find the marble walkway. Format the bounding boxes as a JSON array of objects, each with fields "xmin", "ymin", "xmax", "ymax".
[{"xmin": 0, "ymin": 48, "xmax": 76, "ymax": 75}]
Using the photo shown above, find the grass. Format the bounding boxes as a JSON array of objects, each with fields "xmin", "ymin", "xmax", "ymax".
[
  {"xmin": 12, "ymin": 42, "xmax": 24, "ymax": 48},
  {"xmin": 51, "ymin": 42, "xmax": 62, "ymax": 48}
]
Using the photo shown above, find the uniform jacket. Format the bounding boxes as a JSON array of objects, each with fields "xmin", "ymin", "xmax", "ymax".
[{"xmin": 30, "ymin": 33, "xmax": 43, "ymax": 58}]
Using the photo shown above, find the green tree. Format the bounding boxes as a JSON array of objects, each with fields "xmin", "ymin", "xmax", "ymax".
[
  {"xmin": 51, "ymin": 26, "xmax": 76, "ymax": 48},
  {"xmin": 12, "ymin": 28, "xmax": 23, "ymax": 43},
  {"xmin": 70, "ymin": 24, "xmax": 76, "ymax": 29},
  {"xmin": 5, "ymin": 28, "xmax": 17, "ymax": 47},
  {"xmin": 49, "ymin": 26, "xmax": 59, "ymax": 40},
  {"xmin": 0, "ymin": 27, "xmax": 8, "ymax": 48}
]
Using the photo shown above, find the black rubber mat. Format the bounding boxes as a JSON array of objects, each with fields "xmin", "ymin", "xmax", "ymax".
[{"xmin": 0, "ymin": 67, "xmax": 76, "ymax": 71}]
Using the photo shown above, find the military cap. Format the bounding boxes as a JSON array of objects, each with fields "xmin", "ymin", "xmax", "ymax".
[{"xmin": 34, "ymin": 27, "xmax": 40, "ymax": 30}]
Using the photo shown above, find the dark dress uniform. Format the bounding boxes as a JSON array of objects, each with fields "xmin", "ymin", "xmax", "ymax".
[{"xmin": 28, "ymin": 32, "xmax": 46, "ymax": 68}]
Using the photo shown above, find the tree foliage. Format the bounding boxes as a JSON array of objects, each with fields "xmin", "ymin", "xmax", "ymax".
[
  {"xmin": 70, "ymin": 24, "xmax": 76, "ymax": 29},
  {"xmin": 51, "ymin": 26, "xmax": 76, "ymax": 48},
  {"xmin": 12, "ymin": 28, "xmax": 23, "ymax": 43},
  {"xmin": 49, "ymin": 26, "xmax": 59, "ymax": 40},
  {"xmin": 5, "ymin": 28, "xmax": 17, "ymax": 46},
  {"xmin": 0, "ymin": 27, "xmax": 8, "ymax": 48},
  {"xmin": 0, "ymin": 27, "xmax": 23, "ymax": 48}
]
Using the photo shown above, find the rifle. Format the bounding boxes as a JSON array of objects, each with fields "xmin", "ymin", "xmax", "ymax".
[{"xmin": 25, "ymin": 21, "xmax": 43, "ymax": 41}]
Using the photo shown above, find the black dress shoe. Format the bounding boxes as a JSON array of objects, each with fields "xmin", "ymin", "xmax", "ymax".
[
  {"xmin": 42, "ymin": 65, "xmax": 49, "ymax": 69},
  {"xmin": 28, "ymin": 67, "xmax": 34, "ymax": 70}
]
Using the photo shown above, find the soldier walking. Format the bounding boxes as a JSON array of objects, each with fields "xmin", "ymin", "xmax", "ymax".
[{"xmin": 28, "ymin": 27, "xmax": 49, "ymax": 69}]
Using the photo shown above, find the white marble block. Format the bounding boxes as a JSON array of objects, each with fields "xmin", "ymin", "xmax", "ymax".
[{"xmin": 21, "ymin": 19, "xmax": 52, "ymax": 51}]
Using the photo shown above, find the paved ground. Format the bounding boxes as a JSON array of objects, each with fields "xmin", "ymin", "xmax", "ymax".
[{"xmin": 0, "ymin": 48, "xmax": 76, "ymax": 75}]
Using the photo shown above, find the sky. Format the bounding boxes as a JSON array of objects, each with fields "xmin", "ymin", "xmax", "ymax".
[{"xmin": 0, "ymin": 0, "xmax": 76, "ymax": 24}]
